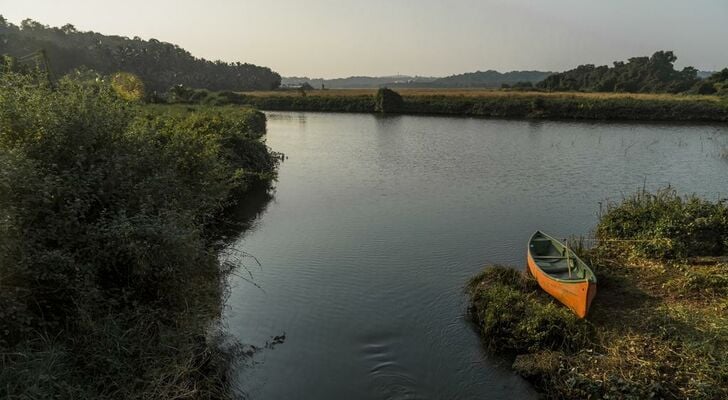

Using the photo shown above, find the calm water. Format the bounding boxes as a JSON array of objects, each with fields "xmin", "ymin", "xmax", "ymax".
[{"xmin": 225, "ymin": 112, "xmax": 728, "ymax": 399}]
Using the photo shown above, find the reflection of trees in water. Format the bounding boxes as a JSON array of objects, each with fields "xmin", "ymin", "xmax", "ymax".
[
  {"xmin": 207, "ymin": 179, "xmax": 282, "ymax": 398},
  {"xmin": 212, "ymin": 180, "xmax": 276, "ymax": 248},
  {"xmin": 265, "ymin": 111, "xmax": 308, "ymax": 126}
]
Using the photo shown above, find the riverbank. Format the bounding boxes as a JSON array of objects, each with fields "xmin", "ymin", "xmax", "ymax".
[
  {"xmin": 467, "ymin": 189, "xmax": 727, "ymax": 399},
  {"xmin": 181, "ymin": 88, "xmax": 728, "ymax": 122},
  {"xmin": 0, "ymin": 72, "xmax": 279, "ymax": 399}
]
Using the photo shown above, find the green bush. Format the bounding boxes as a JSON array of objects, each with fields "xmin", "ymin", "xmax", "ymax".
[
  {"xmin": 596, "ymin": 187, "xmax": 728, "ymax": 259},
  {"xmin": 374, "ymin": 88, "xmax": 404, "ymax": 113},
  {"xmin": 0, "ymin": 70, "xmax": 278, "ymax": 398}
]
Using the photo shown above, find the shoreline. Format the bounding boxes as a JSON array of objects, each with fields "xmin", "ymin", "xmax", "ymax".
[{"xmin": 185, "ymin": 89, "xmax": 728, "ymax": 123}]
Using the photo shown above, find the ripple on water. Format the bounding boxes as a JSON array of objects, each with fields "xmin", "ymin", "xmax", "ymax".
[{"xmin": 360, "ymin": 333, "xmax": 429, "ymax": 400}]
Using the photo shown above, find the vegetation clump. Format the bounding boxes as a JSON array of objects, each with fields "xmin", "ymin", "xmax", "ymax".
[
  {"xmin": 0, "ymin": 66, "xmax": 279, "ymax": 398},
  {"xmin": 596, "ymin": 187, "xmax": 728, "ymax": 259},
  {"xmin": 468, "ymin": 189, "xmax": 728, "ymax": 400},
  {"xmin": 374, "ymin": 87, "xmax": 404, "ymax": 113}
]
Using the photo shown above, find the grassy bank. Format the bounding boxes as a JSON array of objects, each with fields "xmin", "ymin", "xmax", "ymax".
[
  {"xmin": 468, "ymin": 189, "xmax": 727, "ymax": 399},
  {"xmin": 178, "ymin": 88, "xmax": 728, "ymax": 122},
  {"xmin": 0, "ymin": 72, "xmax": 279, "ymax": 398}
]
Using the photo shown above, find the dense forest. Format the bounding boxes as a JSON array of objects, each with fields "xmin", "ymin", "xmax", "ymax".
[
  {"xmin": 0, "ymin": 16, "xmax": 281, "ymax": 92},
  {"xmin": 536, "ymin": 51, "xmax": 724, "ymax": 94}
]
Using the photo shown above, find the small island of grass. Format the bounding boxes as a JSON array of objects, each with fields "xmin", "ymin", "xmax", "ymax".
[{"xmin": 467, "ymin": 188, "xmax": 727, "ymax": 400}]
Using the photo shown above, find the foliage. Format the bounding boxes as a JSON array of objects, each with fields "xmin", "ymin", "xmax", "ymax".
[
  {"xmin": 699, "ymin": 68, "xmax": 728, "ymax": 96},
  {"xmin": 374, "ymin": 87, "xmax": 403, "ymax": 113},
  {"xmin": 110, "ymin": 72, "xmax": 145, "ymax": 101},
  {"xmin": 0, "ymin": 70, "xmax": 278, "ymax": 398},
  {"xmin": 538, "ymin": 51, "xmax": 699, "ymax": 93},
  {"xmin": 0, "ymin": 17, "xmax": 281, "ymax": 92},
  {"xmin": 596, "ymin": 187, "xmax": 728, "ymax": 259}
]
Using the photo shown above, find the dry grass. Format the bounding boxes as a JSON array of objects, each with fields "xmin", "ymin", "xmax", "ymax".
[{"xmin": 239, "ymin": 88, "xmax": 723, "ymax": 102}]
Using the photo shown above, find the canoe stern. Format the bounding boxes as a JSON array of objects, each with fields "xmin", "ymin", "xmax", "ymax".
[{"xmin": 527, "ymin": 251, "xmax": 596, "ymax": 318}]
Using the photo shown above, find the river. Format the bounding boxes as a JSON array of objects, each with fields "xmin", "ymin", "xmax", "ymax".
[{"xmin": 225, "ymin": 112, "xmax": 728, "ymax": 399}]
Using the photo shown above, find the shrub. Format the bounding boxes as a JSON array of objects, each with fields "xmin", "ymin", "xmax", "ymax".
[
  {"xmin": 596, "ymin": 187, "xmax": 728, "ymax": 259},
  {"xmin": 374, "ymin": 87, "xmax": 403, "ymax": 113},
  {"xmin": 0, "ymin": 70, "xmax": 278, "ymax": 398}
]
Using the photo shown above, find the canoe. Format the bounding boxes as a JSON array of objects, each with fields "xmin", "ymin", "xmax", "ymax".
[{"xmin": 527, "ymin": 231, "xmax": 597, "ymax": 318}]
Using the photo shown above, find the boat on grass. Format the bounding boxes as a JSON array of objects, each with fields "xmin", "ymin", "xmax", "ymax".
[{"xmin": 527, "ymin": 231, "xmax": 597, "ymax": 318}]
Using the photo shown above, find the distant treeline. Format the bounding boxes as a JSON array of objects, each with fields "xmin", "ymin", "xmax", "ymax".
[
  {"xmin": 391, "ymin": 70, "xmax": 554, "ymax": 89},
  {"xmin": 538, "ymin": 51, "xmax": 728, "ymax": 95},
  {"xmin": 284, "ymin": 71, "xmax": 553, "ymax": 89},
  {"xmin": 282, "ymin": 75, "xmax": 438, "ymax": 89},
  {"xmin": 0, "ymin": 16, "xmax": 281, "ymax": 92}
]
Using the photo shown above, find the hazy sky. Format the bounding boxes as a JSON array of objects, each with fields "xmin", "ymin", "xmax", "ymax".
[{"xmin": 3, "ymin": 0, "xmax": 728, "ymax": 77}]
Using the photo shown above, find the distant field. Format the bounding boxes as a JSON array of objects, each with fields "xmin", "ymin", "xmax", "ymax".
[{"xmin": 239, "ymin": 88, "xmax": 724, "ymax": 102}]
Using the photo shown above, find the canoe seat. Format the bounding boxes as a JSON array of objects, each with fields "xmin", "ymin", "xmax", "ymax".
[
  {"xmin": 538, "ymin": 261, "xmax": 553, "ymax": 267},
  {"xmin": 541, "ymin": 266, "xmax": 570, "ymax": 273}
]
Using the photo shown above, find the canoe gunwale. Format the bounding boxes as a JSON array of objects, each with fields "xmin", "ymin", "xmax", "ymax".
[{"xmin": 527, "ymin": 231, "xmax": 597, "ymax": 285}]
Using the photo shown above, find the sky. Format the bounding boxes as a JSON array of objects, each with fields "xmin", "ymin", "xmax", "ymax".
[{"xmin": 2, "ymin": 0, "xmax": 728, "ymax": 78}]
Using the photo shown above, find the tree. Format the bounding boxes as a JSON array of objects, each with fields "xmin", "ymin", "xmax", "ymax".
[
  {"xmin": 537, "ymin": 51, "xmax": 699, "ymax": 93},
  {"xmin": 61, "ymin": 24, "xmax": 76, "ymax": 34}
]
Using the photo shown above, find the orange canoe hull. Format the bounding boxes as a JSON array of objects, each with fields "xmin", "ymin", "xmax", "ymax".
[{"xmin": 527, "ymin": 253, "xmax": 596, "ymax": 318}]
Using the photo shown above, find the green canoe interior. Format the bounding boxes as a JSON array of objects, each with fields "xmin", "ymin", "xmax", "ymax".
[{"xmin": 529, "ymin": 231, "xmax": 596, "ymax": 282}]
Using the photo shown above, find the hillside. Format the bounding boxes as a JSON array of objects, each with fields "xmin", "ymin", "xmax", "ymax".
[
  {"xmin": 282, "ymin": 71, "xmax": 551, "ymax": 89},
  {"xmin": 390, "ymin": 70, "xmax": 553, "ymax": 88},
  {"xmin": 282, "ymin": 75, "xmax": 437, "ymax": 89},
  {"xmin": 0, "ymin": 16, "xmax": 281, "ymax": 92}
]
